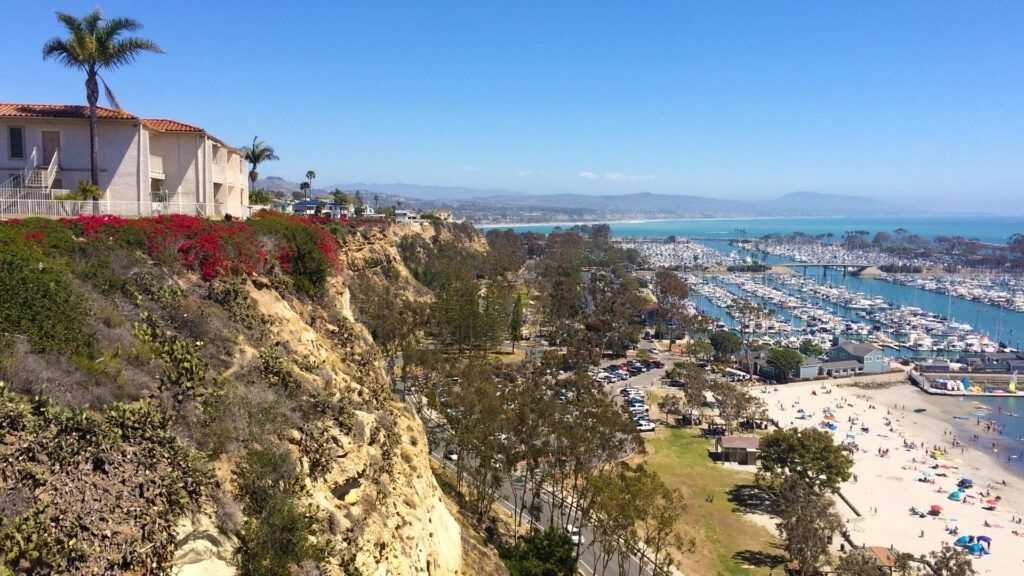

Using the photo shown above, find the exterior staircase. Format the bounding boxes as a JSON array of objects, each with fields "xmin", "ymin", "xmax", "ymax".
[{"xmin": 0, "ymin": 147, "xmax": 59, "ymax": 200}]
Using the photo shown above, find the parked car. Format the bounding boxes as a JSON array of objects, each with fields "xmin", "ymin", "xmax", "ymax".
[
  {"xmin": 620, "ymin": 387, "xmax": 641, "ymax": 396},
  {"xmin": 636, "ymin": 420, "xmax": 656, "ymax": 432},
  {"xmin": 444, "ymin": 448, "xmax": 459, "ymax": 462},
  {"xmin": 666, "ymin": 379, "xmax": 684, "ymax": 388},
  {"xmin": 565, "ymin": 524, "xmax": 584, "ymax": 546}
]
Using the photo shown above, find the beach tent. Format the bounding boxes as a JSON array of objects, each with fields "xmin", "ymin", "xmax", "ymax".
[
  {"xmin": 922, "ymin": 470, "xmax": 933, "ymax": 477},
  {"xmin": 948, "ymin": 491, "xmax": 963, "ymax": 501},
  {"xmin": 827, "ymin": 422, "xmax": 837, "ymax": 431},
  {"xmin": 954, "ymin": 535, "xmax": 973, "ymax": 547},
  {"xmin": 968, "ymin": 543, "xmax": 987, "ymax": 556}
]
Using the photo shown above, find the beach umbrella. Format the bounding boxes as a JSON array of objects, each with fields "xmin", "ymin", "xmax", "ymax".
[
  {"xmin": 985, "ymin": 499, "xmax": 999, "ymax": 506},
  {"xmin": 978, "ymin": 536, "xmax": 992, "ymax": 544},
  {"xmin": 929, "ymin": 505, "xmax": 943, "ymax": 514}
]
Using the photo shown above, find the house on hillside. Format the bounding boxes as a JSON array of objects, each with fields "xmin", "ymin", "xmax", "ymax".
[
  {"xmin": 824, "ymin": 340, "xmax": 887, "ymax": 375},
  {"xmin": 1, "ymin": 103, "xmax": 248, "ymax": 217},
  {"xmin": 394, "ymin": 209, "xmax": 419, "ymax": 222}
]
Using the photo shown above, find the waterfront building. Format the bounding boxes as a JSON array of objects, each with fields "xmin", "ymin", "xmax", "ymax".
[{"xmin": 826, "ymin": 340, "xmax": 888, "ymax": 374}]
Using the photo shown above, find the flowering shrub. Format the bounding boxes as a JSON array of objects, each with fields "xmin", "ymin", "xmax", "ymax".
[{"xmin": 50, "ymin": 213, "xmax": 342, "ymax": 294}]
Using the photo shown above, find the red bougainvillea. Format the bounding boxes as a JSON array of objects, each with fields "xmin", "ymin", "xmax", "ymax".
[{"xmin": 57, "ymin": 213, "xmax": 343, "ymax": 287}]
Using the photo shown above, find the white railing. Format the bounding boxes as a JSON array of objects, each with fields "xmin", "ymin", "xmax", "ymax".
[
  {"xmin": 24, "ymin": 147, "xmax": 38, "ymax": 181},
  {"xmin": 42, "ymin": 149, "xmax": 59, "ymax": 189},
  {"xmin": 0, "ymin": 147, "xmax": 39, "ymax": 196},
  {"xmin": 0, "ymin": 197, "xmax": 254, "ymax": 219}
]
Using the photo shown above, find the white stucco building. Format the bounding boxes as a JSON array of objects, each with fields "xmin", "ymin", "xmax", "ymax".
[{"xmin": 1, "ymin": 103, "xmax": 249, "ymax": 217}]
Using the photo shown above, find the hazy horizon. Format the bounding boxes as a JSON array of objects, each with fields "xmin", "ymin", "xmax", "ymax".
[{"xmin": 6, "ymin": 1, "xmax": 1024, "ymax": 212}]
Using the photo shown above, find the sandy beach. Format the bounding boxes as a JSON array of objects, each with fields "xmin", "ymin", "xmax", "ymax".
[{"xmin": 759, "ymin": 381, "xmax": 1024, "ymax": 574}]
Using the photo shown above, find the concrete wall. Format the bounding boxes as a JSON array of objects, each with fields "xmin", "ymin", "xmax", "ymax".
[
  {"xmin": 0, "ymin": 118, "xmax": 141, "ymax": 200},
  {"xmin": 832, "ymin": 371, "xmax": 909, "ymax": 387},
  {"xmin": 149, "ymin": 131, "xmax": 203, "ymax": 204}
]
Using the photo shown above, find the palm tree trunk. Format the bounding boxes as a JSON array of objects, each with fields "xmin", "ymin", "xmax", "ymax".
[{"xmin": 86, "ymin": 68, "xmax": 100, "ymax": 187}]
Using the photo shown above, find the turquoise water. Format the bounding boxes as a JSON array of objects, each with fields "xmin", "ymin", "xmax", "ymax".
[{"xmin": 481, "ymin": 215, "xmax": 1024, "ymax": 245}]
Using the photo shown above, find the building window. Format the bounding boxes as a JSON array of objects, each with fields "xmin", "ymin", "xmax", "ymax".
[{"xmin": 8, "ymin": 126, "xmax": 25, "ymax": 159}]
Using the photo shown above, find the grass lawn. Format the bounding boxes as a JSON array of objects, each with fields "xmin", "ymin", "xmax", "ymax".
[{"xmin": 632, "ymin": 427, "xmax": 786, "ymax": 576}]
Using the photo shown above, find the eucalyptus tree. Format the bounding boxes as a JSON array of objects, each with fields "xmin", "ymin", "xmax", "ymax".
[{"xmin": 43, "ymin": 8, "xmax": 163, "ymax": 185}]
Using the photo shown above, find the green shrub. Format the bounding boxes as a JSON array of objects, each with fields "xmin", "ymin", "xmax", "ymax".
[
  {"xmin": 258, "ymin": 346, "xmax": 299, "ymax": 393},
  {"xmin": 207, "ymin": 275, "xmax": 265, "ymax": 332},
  {"xmin": 0, "ymin": 244, "xmax": 90, "ymax": 355},
  {"xmin": 249, "ymin": 213, "xmax": 338, "ymax": 297},
  {"xmin": 234, "ymin": 444, "xmax": 329, "ymax": 574},
  {"xmin": 75, "ymin": 180, "xmax": 103, "ymax": 200},
  {"xmin": 133, "ymin": 313, "xmax": 210, "ymax": 402},
  {"xmin": 235, "ymin": 494, "xmax": 328, "ymax": 576},
  {"xmin": 234, "ymin": 444, "xmax": 302, "ymax": 510}
]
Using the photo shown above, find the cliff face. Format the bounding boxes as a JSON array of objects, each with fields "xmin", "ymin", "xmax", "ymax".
[
  {"xmin": 0, "ymin": 217, "xmax": 503, "ymax": 576},
  {"xmin": 176, "ymin": 222, "xmax": 501, "ymax": 576}
]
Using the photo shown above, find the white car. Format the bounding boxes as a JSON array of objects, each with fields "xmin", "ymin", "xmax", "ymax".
[
  {"xmin": 565, "ymin": 524, "xmax": 584, "ymax": 545},
  {"xmin": 444, "ymin": 448, "xmax": 459, "ymax": 462},
  {"xmin": 636, "ymin": 420, "xmax": 656, "ymax": 432}
]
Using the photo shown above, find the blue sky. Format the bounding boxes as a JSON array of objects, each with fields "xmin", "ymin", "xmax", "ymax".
[{"xmin": 4, "ymin": 1, "xmax": 1023, "ymax": 210}]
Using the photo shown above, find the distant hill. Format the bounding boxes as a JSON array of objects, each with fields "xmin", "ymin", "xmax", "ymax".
[
  {"xmin": 254, "ymin": 177, "xmax": 914, "ymax": 221},
  {"xmin": 254, "ymin": 176, "xmax": 303, "ymax": 192},
  {"xmin": 338, "ymin": 182, "xmax": 518, "ymax": 201}
]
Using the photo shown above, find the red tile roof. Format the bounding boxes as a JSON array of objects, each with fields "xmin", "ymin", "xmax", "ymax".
[
  {"xmin": 141, "ymin": 118, "xmax": 203, "ymax": 133},
  {"xmin": 0, "ymin": 103, "xmax": 136, "ymax": 120},
  {"xmin": 0, "ymin": 103, "xmax": 238, "ymax": 152}
]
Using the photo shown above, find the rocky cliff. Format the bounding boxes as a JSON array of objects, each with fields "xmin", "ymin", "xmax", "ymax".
[{"xmin": 0, "ymin": 215, "xmax": 503, "ymax": 576}]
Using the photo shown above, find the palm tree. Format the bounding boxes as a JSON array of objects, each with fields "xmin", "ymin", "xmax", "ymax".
[
  {"xmin": 373, "ymin": 193, "xmax": 380, "ymax": 212},
  {"xmin": 305, "ymin": 170, "xmax": 316, "ymax": 199},
  {"xmin": 240, "ymin": 137, "xmax": 279, "ymax": 192},
  {"xmin": 42, "ymin": 9, "xmax": 163, "ymax": 186}
]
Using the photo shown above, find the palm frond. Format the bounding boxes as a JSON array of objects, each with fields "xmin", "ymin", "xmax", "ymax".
[
  {"xmin": 95, "ymin": 16, "xmax": 143, "ymax": 44},
  {"xmin": 41, "ymin": 37, "xmax": 86, "ymax": 68},
  {"xmin": 104, "ymin": 38, "xmax": 164, "ymax": 68},
  {"xmin": 81, "ymin": 8, "xmax": 103, "ymax": 33},
  {"xmin": 100, "ymin": 76, "xmax": 124, "ymax": 112},
  {"xmin": 54, "ymin": 11, "xmax": 84, "ymax": 35}
]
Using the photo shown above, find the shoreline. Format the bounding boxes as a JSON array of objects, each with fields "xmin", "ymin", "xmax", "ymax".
[
  {"xmin": 473, "ymin": 213, "xmax": 1014, "ymax": 230},
  {"xmin": 759, "ymin": 381, "xmax": 1024, "ymax": 571}
]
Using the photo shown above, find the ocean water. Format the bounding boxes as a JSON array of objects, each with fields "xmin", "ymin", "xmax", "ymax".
[
  {"xmin": 485, "ymin": 214, "xmax": 1024, "ymax": 472},
  {"xmin": 481, "ymin": 215, "xmax": 1024, "ymax": 245}
]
